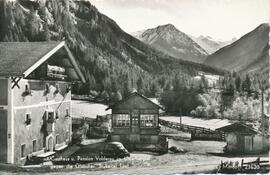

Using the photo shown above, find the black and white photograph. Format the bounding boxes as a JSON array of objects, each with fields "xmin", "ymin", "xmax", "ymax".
[{"xmin": 0, "ymin": 0, "xmax": 269, "ymax": 174}]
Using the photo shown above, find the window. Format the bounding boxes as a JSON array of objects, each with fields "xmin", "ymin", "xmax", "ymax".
[
  {"xmin": 132, "ymin": 113, "xmax": 139, "ymax": 126},
  {"xmin": 21, "ymin": 84, "xmax": 31, "ymax": 96},
  {"xmin": 47, "ymin": 112, "xmax": 55, "ymax": 123},
  {"xmin": 21, "ymin": 144, "xmax": 26, "ymax": 158},
  {"xmin": 140, "ymin": 114, "xmax": 155, "ymax": 127},
  {"xmin": 55, "ymin": 134, "xmax": 59, "ymax": 144},
  {"xmin": 25, "ymin": 113, "xmax": 31, "ymax": 126},
  {"xmin": 66, "ymin": 131, "xmax": 70, "ymax": 141},
  {"xmin": 32, "ymin": 140, "xmax": 37, "ymax": 153},
  {"xmin": 66, "ymin": 85, "xmax": 71, "ymax": 93},
  {"xmin": 54, "ymin": 84, "xmax": 60, "ymax": 94},
  {"xmin": 45, "ymin": 83, "xmax": 50, "ymax": 94},
  {"xmin": 65, "ymin": 108, "xmax": 70, "ymax": 117},
  {"xmin": 55, "ymin": 110, "xmax": 60, "ymax": 120},
  {"xmin": 113, "ymin": 114, "xmax": 130, "ymax": 127},
  {"xmin": 132, "ymin": 117, "xmax": 139, "ymax": 126},
  {"xmin": 25, "ymin": 84, "xmax": 29, "ymax": 91}
]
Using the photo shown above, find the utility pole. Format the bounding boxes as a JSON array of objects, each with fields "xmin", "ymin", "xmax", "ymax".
[
  {"xmin": 259, "ymin": 76, "xmax": 267, "ymax": 133},
  {"xmin": 179, "ymin": 108, "xmax": 182, "ymax": 128},
  {"xmin": 261, "ymin": 89, "xmax": 265, "ymax": 132}
]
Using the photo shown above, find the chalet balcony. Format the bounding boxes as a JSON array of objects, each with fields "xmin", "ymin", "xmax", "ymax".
[
  {"xmin": 27, "ymin": 63, "xmax": 70, "ymax": 81},
  {"xmin": 47, "ymin": 65, "xmax": 68, "ymax": 80}
]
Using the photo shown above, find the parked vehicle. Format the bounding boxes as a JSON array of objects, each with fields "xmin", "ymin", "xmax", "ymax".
[
  {"xmin": 169, "ymin": 146, "xmax": 187, "ymax": 153},
  {"xmin": 100, "ymin": 142, "xmax": 130, "ymax": 158}
]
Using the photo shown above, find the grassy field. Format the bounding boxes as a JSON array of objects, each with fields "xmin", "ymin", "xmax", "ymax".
[
  {"xmin": 71, "ymin": 100, "xmax": 111, "ymax": 118},
  {"xmin": 71, "ymin": 99, "xmax": 231, "ymax": 131},
  {"xmin": 160, "ymin": 116, "xmax": 231, "ymax": 130}
]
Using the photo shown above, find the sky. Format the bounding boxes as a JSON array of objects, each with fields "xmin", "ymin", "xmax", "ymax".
[{"xmin": 88, "ymin": 0, "xmax": 270, "ymax": 41}]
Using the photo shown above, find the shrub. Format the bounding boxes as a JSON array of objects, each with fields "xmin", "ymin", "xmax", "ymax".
[
  {"xmin": 194, "ymin": 106, "xmax": 207, "ymax": 118},
  {"xmin": 89, "ymin": 90, "xmax": 99, "ymax": 97},
  {"xmin": 222, "ymin": 109, "xmax": 233, "ymax": 119},
  {"xmin": 190, "ymin": 110, "xmax": 196, "ymax": 117},
  {"xmin": 111, "ymin": 91, "xmax": 122, "ymax": 102}
]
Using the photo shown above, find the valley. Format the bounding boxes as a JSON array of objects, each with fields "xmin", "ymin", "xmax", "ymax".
[{"xmin": 0, "ymin": 0, "xmax": 269, "ymax": 174}]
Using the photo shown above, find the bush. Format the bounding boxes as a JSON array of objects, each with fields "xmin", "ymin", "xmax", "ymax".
[
  {"xmin": 189, "ymin": 91, "xmax": 221, "ymax": 119},
  {"xmin": 89, "ymin": 90, "xmax": 99, "ymax": 97},
  {"xmin": 194, "ymin": 106, "xmax": 207, "ymax": 118},
  {"xmin": 222, "ymin": 109, "xmax": 234, "ymax": 119},
  {"xmin": 100, "ymin": 91, "xmax": 109, "ymax": 100},
  {"xmin": 190, "ymin": 110, "xmax": 196, "ymax": 117},
  {"xmin": 222, "ymin": 96, "xmax": 259, "ymax": 121},
  {"xmin": 111, "ymin": 91, "xmax": 122, "ymax": 102}
]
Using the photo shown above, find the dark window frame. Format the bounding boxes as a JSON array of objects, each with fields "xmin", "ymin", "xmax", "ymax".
[
  {"xmin": 32, "ymin": 140, "xmax": 37, "ymax": 153},
  {"xmin": 25, "ymin": 113, "xmax": 31, "ymax": 126},
  {"xmin": 112, "ymin": 114, "xmax": 130, "ymax": 127},
  {"xmin": 55, "ymin": 110, "xmax": 60, "ymax": 120},
  {"xmin": 55, "ymin": 134, "xmax": 60, "ymax": 145},
  {"xmin": 140, "ymin": 114, "xmax": 156, "ymax": 127},
  {"xmin": 21, "ymin": 144, "xmax": 26, "ymax": 158}
]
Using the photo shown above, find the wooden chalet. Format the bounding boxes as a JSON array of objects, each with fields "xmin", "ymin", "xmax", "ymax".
[
  {"xmin": 106, "ymin": 91, "xmax": 167, "ymax": 151},
  {"xmin": 0, "ymin": 41, "xmax": 85, "ymax": 165}
]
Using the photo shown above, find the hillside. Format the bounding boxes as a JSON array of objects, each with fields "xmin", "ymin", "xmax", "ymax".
[
  {"xmin": 0, "ymin": 0, "xmax": 225, "ymax": 95},
  {"xmin": 191, "ymin": 35, "xmax": 234, "ymax": 54},
  {"xmin": 133, "ymin": 24, "xmax": 208, "ymax": 63},
  {"xmin": 204, "ymin": 24, "xmax": 269, "ymax": 73}
]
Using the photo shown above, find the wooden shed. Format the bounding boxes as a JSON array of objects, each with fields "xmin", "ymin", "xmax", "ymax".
[{"xmin": 216, "ymin": 122, "xmax": 269, "ymax": 154}]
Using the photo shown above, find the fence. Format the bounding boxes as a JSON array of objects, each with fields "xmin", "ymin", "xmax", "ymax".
[
  {"xmin": 159, "ymin": 119, "xmax": 225, "ymax": 141},
  {"xmin": 72, "ymin": 117, "xmax": 96, "ymax": 127},
  {"xmin": 218, "ymin": 157, "xmax": 269, "ymax": 173}
]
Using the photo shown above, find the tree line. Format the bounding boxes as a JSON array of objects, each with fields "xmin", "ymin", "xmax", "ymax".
[{"xmin": 159, "ymin": 71, "xmax": 269, "ymax": 122}]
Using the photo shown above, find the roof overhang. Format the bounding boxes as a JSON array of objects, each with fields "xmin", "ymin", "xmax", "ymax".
[
  {"xmin": 216, "ymin": 122, "xmax": 257, "ymax": 134},
  {"xmin": 106, "ymin": 92, "xmax": 164, "ymax": 111},
  {"xmin": 22, "ymin": 41, "xmax": 86, "ymax": 83}
]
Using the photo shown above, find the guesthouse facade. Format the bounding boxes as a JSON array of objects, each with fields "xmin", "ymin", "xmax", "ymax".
[
  {"xmin": 0, "ymin": 41, "xmax": 85, "ymax": 165},
  {"xmin": 106, "ymin": 92, "xmax": 167, "ymax": 151}
]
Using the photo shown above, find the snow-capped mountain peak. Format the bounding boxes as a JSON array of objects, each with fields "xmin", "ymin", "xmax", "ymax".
[{"xmin": 133, "ymin": 24, "xmax": 208, "ymax": 63}]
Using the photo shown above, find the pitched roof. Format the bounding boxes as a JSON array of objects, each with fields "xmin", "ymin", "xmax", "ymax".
[
  {"xmin": 0, "ymin": 41, "xmax": 85, "ymax": 82},
  {"xmin": 106, "ymin": 92, "xmax": 164, "ymax": 110},
  {"xmin": 0, "ymin": 42, "xmax": 60, "ymax": 77},
  {"xmin": 216, "ymin": 122, "xmax": 257, "ymax": 134}
]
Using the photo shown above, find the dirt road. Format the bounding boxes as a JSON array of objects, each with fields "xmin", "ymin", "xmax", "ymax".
[{"xmin": 2, "ymin": 152, "xmax": 268, "ymax": 175}]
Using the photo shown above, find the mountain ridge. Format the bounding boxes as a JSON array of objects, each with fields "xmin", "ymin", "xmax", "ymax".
[
  {"xmin": 191, "ymin": 35, "xmax": 235, "ymax": 54},
  {"xmin": 204, "ymin": 23, "xmax": 269, "ymax": 73},
  {"xmin": 0, "ymin": 0, "xmax": 226, "ymax": 95},
  {"xmin": 133, "ymin": 24, "xmax": 208, "ymax": 63}
]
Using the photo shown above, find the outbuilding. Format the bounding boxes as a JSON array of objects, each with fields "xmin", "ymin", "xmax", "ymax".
[{"xmin": 216, "ymin": 122, "xmax": 269, "ymax": 154}]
